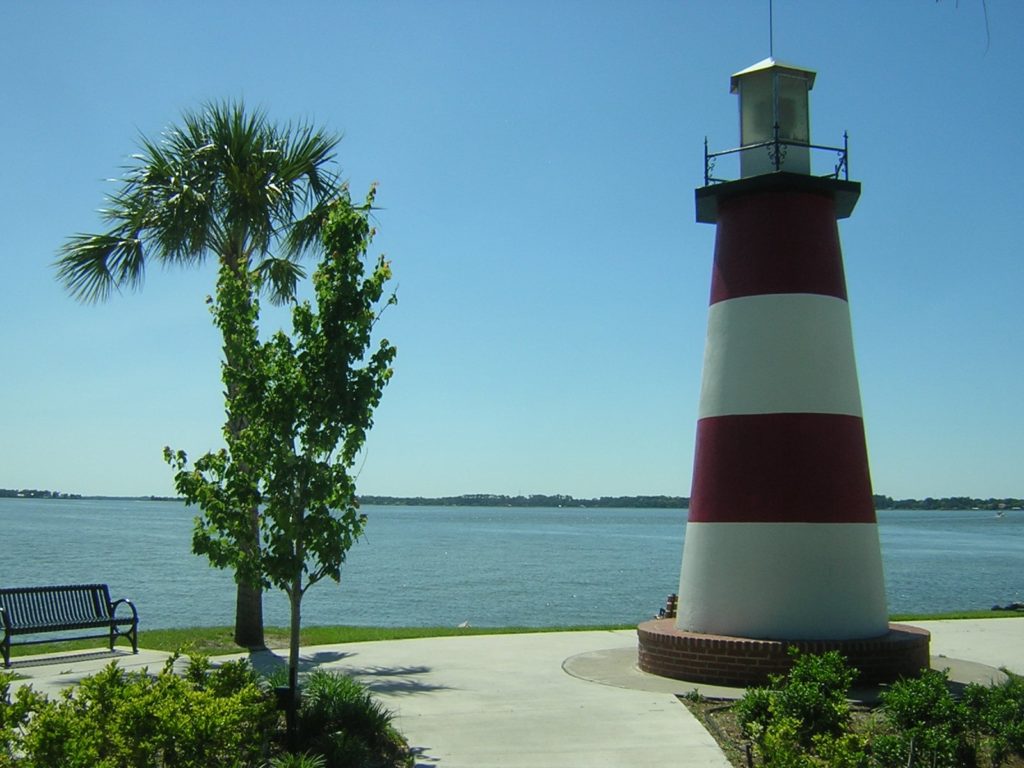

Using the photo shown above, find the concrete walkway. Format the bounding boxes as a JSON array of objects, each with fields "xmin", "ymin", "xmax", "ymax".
[
  {"xmin": 7, "ymin": 618, "xmax": 1024, "ymax": 768},
  {"xmin": 224, "ymin": 629, "xmax": 732, "ymax": 768}
]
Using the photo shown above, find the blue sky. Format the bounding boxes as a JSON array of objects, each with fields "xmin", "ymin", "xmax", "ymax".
[{"xmin": 1, "ymin": 1, "xmax": 1020, "ymax": 499}]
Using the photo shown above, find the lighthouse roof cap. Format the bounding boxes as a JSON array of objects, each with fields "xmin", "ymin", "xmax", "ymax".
[{"xmin": 730, "ymin": 57, "xmax": 817, "ymax": 93}]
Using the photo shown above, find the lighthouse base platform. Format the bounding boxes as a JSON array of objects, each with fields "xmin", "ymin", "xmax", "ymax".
[{"xmin": 637, "ymin": 619, "xmax": 930, "ymax": 687}]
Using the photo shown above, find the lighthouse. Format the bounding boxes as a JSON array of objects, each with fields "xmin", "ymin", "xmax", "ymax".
[{"xmin": 637, "ymin": 58, "xmax": 930, "ymax": 686}]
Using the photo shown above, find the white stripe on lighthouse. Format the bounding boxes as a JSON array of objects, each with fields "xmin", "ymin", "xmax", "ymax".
[
  {"xmin": 677, "ymin": 522, "xmax": 889, "ymax": 640},
  {"xmin": 698, "ymin": 293, "xmax": 863, "ymax": 419}
]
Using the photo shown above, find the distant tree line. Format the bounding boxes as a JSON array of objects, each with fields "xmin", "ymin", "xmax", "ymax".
[
  {"xmin": 0, "ymin": 489, "xmax": 179, "ymax": 501},
  {"xmin": 358, "ymin": 493, "xmax": 690, "ymax": 509},
  {"xmin": 0, "ymin": 488, "xmax": 82, "ymax": 499},
  {"xmin": 873, "ymin": 495, "xmax": 1023, "ymax": 511},
  {"xmin": 362, "ymin": 493, "xmax": 1024, "ymax": 511}
]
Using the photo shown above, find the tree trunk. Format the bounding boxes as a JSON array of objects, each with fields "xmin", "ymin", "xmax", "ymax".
[
  {"xmin": 233, "ymin": 503, "xmax": 264, "ymax": 647},
  {"xmin": 222, "ymin": 258, "xmax": 265, "ymax": 649},
  {"xmin": 287, "ymin": 573, "xmax": 303, "ymax": 752}
]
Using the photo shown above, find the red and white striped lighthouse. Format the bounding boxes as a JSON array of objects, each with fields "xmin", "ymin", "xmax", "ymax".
[
  {"xmin": 638, "ymin": 59, "xmax": 930, "ymax": 686},
  {"xmin": 677, "ymin": 58, "xmax": 888, "ymax": 641}
]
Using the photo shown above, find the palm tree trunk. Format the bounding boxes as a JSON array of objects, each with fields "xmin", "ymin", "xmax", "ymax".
[
  {"xmin": 233, "ymin": 504, "xmax": 265, "ymax": 648},
  {"xmin": 222, "ymin": 256, "xmax": 265, "ymax": 649}
]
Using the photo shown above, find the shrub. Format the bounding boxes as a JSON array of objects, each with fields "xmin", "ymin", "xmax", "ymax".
[
  {"xmin": 3, "ymin": 660, "xmax": 412, "ymax": 768},
  {"xmin": 297, "ymin": 670, "xmax": 407, "ymax": 768},
  {"xmin": 17, "ymin": 658, "xmax": 275, "ymax": 768},
  {"xmin": 1, "ymin": 671, "xmax": 45, "ymax": 763},
  {"xmin": 876, "ymin": 668, "xmax": 978, "ymax": 768},
  {"xmin": 268, "ymin": 753, "xmax": 327, "ymax": 768},
  {"xmin": 737, "ymin": 649, "xmax": 856, "ymax": 752},
  {"xmin": 984, "ymin": 673, "xmax": 1024, "ymax": 755},
  {"xmin": 811, "ymin": 731, "xmax": 872, "ymax": 768},
  {"xmin": 730, "ymin": 655, "xmax": 1024, "ymax": 768},
  {"xmin": 776, "ymin": 649, "xmax": 856, "ymax": 744},
  {"xmin": 736, "ymin": 685, "xmax": 775, "ymax": 741}
]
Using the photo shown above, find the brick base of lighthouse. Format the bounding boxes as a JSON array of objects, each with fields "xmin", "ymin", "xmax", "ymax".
[{"xmin": 637, "ymin": 619, "xmax": 930, "ymax": 687}]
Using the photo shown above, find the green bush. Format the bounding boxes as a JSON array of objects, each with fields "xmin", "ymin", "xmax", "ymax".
[
  {"xmin": 730, "ymin": 654, "xmax": 1024, "ymax": 768},
  {"xmin": 736, "ymin": 649, "xmax": 856, "ymax": 754},
  {"xmin": 0, "ymin": 671, "xmax": 45, "ymax": 765},
  {"xmin": 977, "ymin": 673, "xmax": 1024, "ymax": 761},
  {"xmin": 13, "ymin": 657, "xmax": 275, "ymax": 768},
  {"xmin": 1, "ymin": 659, "xmax": 413, "ymax": 768},
  {"xmin": 810, "ymin": 731, "xmax": 872, "ymax": 768},
  {"xmin": 736, "ymin": 685, "xmax": 775, "ymax": 740},
  {"xmin": 296, "ymin": 670, "xmax": 407, "ymax": 768},
  {"xmin": 876, "ymin": 668, "xmax": 978, "ymax": 768},
  {"xmin": 775, "ymin": 650, "xmax": 856, "ymax": 745},
  {"xmin": 268, "ymin": 753, "xmax": 327, "ymax": 768}
]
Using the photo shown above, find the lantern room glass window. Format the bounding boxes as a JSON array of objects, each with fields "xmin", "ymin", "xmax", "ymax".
[
  {"xmin": 739, "ymin": 71, "xmax": 810, "ymax": 146},
  {"xmin": 778, "ymin": 73, "xmax": 809, "ymax": 143},
  {"xmin": 739, "ymin": 71, "xmax": 773, "ymax": 146}
]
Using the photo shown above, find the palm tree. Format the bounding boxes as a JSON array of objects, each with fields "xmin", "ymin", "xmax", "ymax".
[{"xmin": 55, "ymin": 101, "xmax": 346, "ymax": 647}]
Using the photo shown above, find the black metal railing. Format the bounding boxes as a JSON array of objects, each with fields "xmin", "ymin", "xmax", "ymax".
[{"xmin": 704, "ymin": 125, "xmax": 849, "ymax": 185}]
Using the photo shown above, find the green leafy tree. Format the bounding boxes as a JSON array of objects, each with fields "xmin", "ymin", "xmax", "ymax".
[
  {"xmin": 55, "ymin": 101, "xmax": 346, "ymax": 647},
  {"xmin": 166, "ymin": 189, "xmax": 396, "ymax": 745}
]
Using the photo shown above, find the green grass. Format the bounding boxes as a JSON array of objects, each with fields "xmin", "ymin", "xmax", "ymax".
[
  {"xmin": 6, "ymin": 623, "xmax": 632, "ymax": 660},
  {"xmin": 7, "ymin": 611, "xmax": 1021, "ymax": 661},
  {"xmin": 891, "ymin": 609, "xmax": 1023, "ymax": 621}
]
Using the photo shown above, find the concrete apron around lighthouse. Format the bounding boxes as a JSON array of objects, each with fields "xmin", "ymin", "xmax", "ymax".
[{"xmin": 638, "ymin": 177, "xmax": 930, "ymax": 686}]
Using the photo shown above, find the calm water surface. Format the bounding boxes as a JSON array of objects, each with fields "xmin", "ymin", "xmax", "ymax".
[{"xmin": 1, "ymin": 499, "xmax": 1020, "ymax": 629}]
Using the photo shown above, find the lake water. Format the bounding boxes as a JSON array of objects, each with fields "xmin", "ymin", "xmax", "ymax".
[{"xmin": 1, "ymin": 499, "xmax": 1021, "ymax": 630}]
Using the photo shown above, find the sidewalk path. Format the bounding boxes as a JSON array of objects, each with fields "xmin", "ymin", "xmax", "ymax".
[
  {"xmin": 226, "ymin": 629, "xmax": 732, "ymax": 768},
  {"xmin": 910, "ymin": 617, "xmax": 1024, "ymax": 674}
]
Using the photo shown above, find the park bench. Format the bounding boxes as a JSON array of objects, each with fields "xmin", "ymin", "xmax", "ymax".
[{"xmin": 0, "ymin": 584, "xmax": 138, "ymax": 667}]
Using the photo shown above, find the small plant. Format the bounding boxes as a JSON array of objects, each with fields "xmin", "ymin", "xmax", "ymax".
[
  {"xmin": 734, "ymin": 649, "xmax": 860, "ymax": 766},
  {"xmin": 269, "ymin": 752, "xmax": 327, "ymax": 768},
  {"xmin": 877, "ymin": 668, "xmax": 978, "ymax": 768},
  {"xmin": 735, "ymin": 685, "xmax": 775, "ymax": 740},
  {"xmin": 297, "ymin": 670, "xmax": 407, "ymax": 768},
  {"xmin": 974, "ymin": 671, "xmax": 1024, "ymax": 762},
  {"xmin": 737, "ymin": 649, "xmax": 856, "ymax": 752},
  {"xmin": 682, "ymin": 687, "xmax": 704, "ymax": 703},
  {"xmin": 0, "ymin": 670, "xmax": 46, "ymax": 762}
]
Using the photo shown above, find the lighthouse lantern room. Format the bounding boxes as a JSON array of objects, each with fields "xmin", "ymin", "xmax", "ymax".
[{"xmin": 733, "ymin": 57, "xmax": 815, "ymax": 177}]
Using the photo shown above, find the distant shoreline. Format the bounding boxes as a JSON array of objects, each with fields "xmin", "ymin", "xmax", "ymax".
[
  {"xmin": 0, "ymin": 490, "xmax": 181, "ymax": 502},
  {"xmin": 3, "ymin": 489, "xmax": 1022, "ymax": 511}
]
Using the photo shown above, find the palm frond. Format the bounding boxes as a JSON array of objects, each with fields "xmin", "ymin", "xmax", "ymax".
[
  {"xmin": 255, "ymin": 257, "xmax": 306, "ymax": 306},
  {"xmin": 54, "ymin": 229, "xmax": 145, "ymax": 303},
  {"xmin": 284, "ymin": 196, "xmax": 345, "ymax": 261}
]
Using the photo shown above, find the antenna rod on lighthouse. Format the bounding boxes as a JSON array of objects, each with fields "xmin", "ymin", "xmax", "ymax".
[{"xmin": 769, "ymin": 0, "xmax": 774, "ymax": 58}]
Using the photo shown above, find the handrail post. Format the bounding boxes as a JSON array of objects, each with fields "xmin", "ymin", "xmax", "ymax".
[
  {"xmin": 843, "ymin": 131, "xmax": 849, "ymax": 180},
  {"xmin": 704, "ymin": 137, "xmax": 710, "ymax": 186}
]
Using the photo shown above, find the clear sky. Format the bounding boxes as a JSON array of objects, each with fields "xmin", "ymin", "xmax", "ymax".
[{"xmin": 1, "ymin": 1, "xmax": 1020, "ymax": 500}]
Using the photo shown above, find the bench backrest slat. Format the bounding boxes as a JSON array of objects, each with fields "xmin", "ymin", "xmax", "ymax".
[{"xmin": 0, "ymin": 585, "xmax": 112, "ymax": 628}]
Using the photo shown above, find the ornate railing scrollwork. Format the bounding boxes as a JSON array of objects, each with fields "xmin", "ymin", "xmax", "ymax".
[{"xmin": 703, "ymin": 125, "xmax": 850, "ymax": 186}]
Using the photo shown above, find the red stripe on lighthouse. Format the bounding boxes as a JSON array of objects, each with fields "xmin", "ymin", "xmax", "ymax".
[
  {"xmin": 710, "ymin": 191, "xmax": 849, "ymax": 304},
  {"xmin": 688, "ymin": 413, "xmax": 876, "ymax": 524}
]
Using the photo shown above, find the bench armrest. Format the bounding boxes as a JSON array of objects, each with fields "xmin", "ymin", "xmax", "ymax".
[{"xmin": 110, "ymin": 598, "xmax": 139, "ymax": 623}]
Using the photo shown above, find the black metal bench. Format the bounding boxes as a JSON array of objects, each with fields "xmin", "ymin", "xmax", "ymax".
[{"xmin": 0, "ymin": 584, "xmax": 139, "ymax": 667}]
